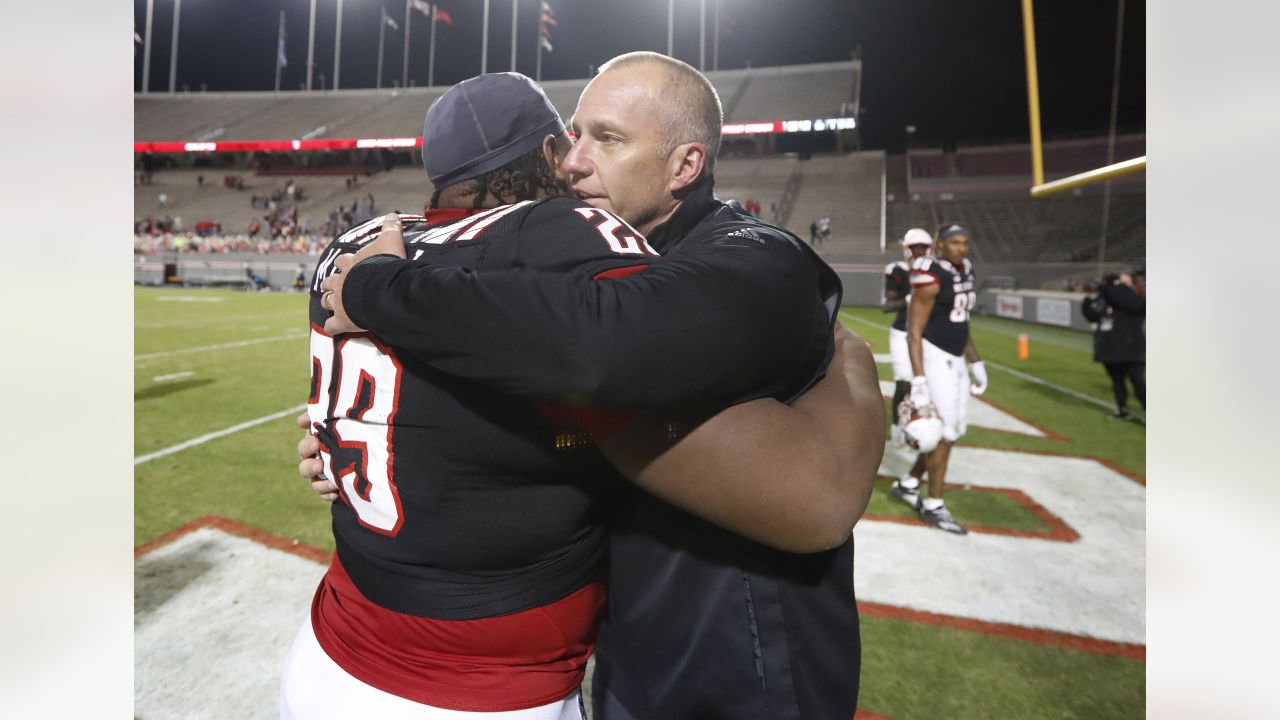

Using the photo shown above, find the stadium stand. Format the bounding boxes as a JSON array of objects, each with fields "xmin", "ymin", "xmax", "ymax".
[
  {"xmin": 134, "ymin": 62, "xmax": 1142, "ymax": 295},
  {"xmin": 886, "ymin": 191, "xmax": 1145, "ymax": 264},
  {"xmin": 908, "ymin": 134, "xmax": 1146, "ymax": 181},
  {"xmin": 134, "ymin": 62, "xmax": 858, "ymax": 142},
  {"xmin": 782, "ymin": 152, "xmax": 885, "ymax": 255}
]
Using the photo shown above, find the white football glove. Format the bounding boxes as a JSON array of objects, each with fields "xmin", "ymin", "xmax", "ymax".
[
  {"xmin": 969, "ymin": 360, "xmax": 988, "ymax": 396},
  {"xmin": 909, "ymin": 376, "xmax": 932, "ymax": 410}
]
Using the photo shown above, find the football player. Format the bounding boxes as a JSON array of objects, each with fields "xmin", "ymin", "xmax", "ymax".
[
  {"xmin": 892, "ymin": 223, "xmax": 988, "ymax": 535},
  {"xmin": 316, "ymin": 54, "xmax": 870, "ymax": 719},
  {"xmin": 884, "ymin": 228, "xmax": 934, "ymax": 445},
  {"xmin": 287, "ymin": 71, "xmax": 882, "ymax": 719}
]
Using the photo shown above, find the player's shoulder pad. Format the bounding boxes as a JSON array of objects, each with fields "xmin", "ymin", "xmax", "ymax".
[
  {"xmin": 910, "ymin": 256, "xmax": 935, "ymax": 272},
  {"xmin": 886, "ymin": 260, "xmax": 908, "ymax": 274}
]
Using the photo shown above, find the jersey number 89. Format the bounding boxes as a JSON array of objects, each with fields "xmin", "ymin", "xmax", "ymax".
[
  {"xmin": 950, "ymin": 290, "xmax": 977, "ymax": 323},
  {"xmin": 309, "ymin": 329, "xmax": 405, "ymax": 537}
]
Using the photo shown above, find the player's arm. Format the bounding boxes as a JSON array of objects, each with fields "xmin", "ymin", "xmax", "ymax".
[
  {"xmin": 883, "ymin": 288, "xmax": 906, "ymax": 314},
  {"xmin": 336, "ymin": 232, "xmax": 827, "ymax": 410},
  {"xmin": 906, "ymin": 282, "xmax": 938, "ymax": 377},
  {"xmin": 596, "ymin": 324, "xmax": 884, "ymax": 553},
  {"xmin": 882, "ymin": 266, "xmax": 907, "ymax": 313},
  {"xmin": 964, "ymin": 335, "xmax": 987, "ymax": 395}
]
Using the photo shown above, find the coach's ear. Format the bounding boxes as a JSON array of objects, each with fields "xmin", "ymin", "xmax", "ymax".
[{"xmin": 666, "ymin": 141, "xmax": 707, "ymax": 196}]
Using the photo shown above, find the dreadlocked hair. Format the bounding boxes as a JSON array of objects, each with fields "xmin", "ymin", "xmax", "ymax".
[{"xmin": 429, "ymin": 144, "xmax": 562, "ymax": 209}]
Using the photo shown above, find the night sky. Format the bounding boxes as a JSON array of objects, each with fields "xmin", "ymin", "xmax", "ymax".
[{"xmin": 134, "ymin": 0, "xmax": 1145, "ymax": 151}]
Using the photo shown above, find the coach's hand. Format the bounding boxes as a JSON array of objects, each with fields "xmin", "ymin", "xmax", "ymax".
[
  {"xmin": 321, "ymin": 214, "xmax": 407, "ymax": 335},
  {"xmin": 296, "ymin": 411, "xmax": 338, "ymax": 503}
]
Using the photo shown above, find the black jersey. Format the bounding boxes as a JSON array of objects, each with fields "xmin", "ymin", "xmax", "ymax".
[
  {"xmin": 307, "ymin": 198, "xmax": 658, "ymax": 621},
  {"xmin": 910, "ymin": 255, "xmax": 976, "ymax": 356},
  {"xmin": 884, "ymin": 260, "xmax": 911, "ymax": 332},
  {"xmin": 341, "ymin": 181, "xmax": 856, "ymax": 720}
]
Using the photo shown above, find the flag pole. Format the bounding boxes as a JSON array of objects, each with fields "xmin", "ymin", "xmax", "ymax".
[
  {"xmin": 429, "ymin": 4, "xmax": 438, "ymax": 86},
  {"xmin": 481, "ymin": 0, "xmax": 490, "ymax": 74},
  {"xmin": 712, "ymin": 0, "xmax": 720, "ymax": 71},
  {"xmin": 377, "ymin": 7, "xmax": 387, "ymax": 90},
  {"xmin": 141, "ymin": 0, "xmax": 155, "ymax": 93},
  {"xmin": 307, "ymin": 0, "xmax": 317, "ymax": 90},
  {"xmin": 535, "ymin": 7, "xmax": 542, "ymax": 81},
  {"xmin": 275, "ymin": 10, "xmax": 286, "ymax": 92},
  {"xmin": 403, "ymin": 0, "xmax": 412, "ymax": 87},
  {"xmin": 168, "ymin": 0, "xmax": 182, "ymax": 93},
  {"xmin": 334, "ymin": 0, "xmax": 345, "ymax": 90},
  {"xmin": 667, "ymin": 0, "xmax": 674, "ymax": 57},
  {"xmin": 510, "ymin": 0, "xmax": 518, "ymax": 72},
  {"xmin": 699, "ymin": 0, "xmax": 705, "ymax": 70}
]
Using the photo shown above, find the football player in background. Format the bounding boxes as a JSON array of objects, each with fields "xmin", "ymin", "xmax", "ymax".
[
  {"xmin": 893, "ymin": 223, "xmax": 987, "ymax": 535},
  {"xmin": 290, "ymin": 70, "xmax": 883, "ymax": 719},
  {"xmin": 884, "ymin": 228, "xmax": 934, "ymax": 445},
  {"xmin": 316, "ymin": 53, "xmax": 871, "ymax": 720}
]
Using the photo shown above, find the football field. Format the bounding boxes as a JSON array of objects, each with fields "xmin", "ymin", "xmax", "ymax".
[{"xmin": 134, "ymin": 286, "xmax": 1145, "ymax": 719}]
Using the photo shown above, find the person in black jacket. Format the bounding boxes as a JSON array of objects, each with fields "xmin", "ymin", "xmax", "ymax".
[
  {"xmin": 319, "ymin": 53, "xmax": 868, "ymax": 720},
  {"xmin": 1082, "ymin": 269, "xmax": 1146, "ymax": 418}
]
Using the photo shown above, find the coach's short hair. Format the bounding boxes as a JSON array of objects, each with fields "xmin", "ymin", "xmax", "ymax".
[{"xmin": 598, "ymin": 51, "xmax": 723, "ymax": 176}]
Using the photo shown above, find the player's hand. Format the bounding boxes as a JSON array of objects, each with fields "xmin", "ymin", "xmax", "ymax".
[
  {"xmin": 909, "ymin": 376, "xmax": 932, "ymax": 410},
  {"xmin": 321, "ymin": 214, "xmax": 406, "ymax": 335},
  {"xmin": 296, "ymin": 411, "xmax": 338, "ymax": 503},
  {"xmin": 319, "ymin": 254, "xmax": 362, "ymax": 335},
  {"xmin": 354, "ymin": 213, "xmax": 408, "ymax": 263},
  {"xmin": 969, "ymin": 361, "xmax": 988, "ymax": 396}
]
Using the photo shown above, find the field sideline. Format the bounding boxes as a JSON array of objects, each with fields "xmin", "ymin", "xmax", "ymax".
[{"xmin": 134, "ymin": 286, "xmax": 1145, "ymax": 719}]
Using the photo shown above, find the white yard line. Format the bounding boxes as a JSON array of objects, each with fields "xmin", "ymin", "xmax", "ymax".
[
  {"xmin": 152, "ymin": 371, "xmax": 196, "ymax": 382},
  {"xmin": 135, "ymin": 332, "xmax": 307, "ymax": 361},
  {"xmin": 982, "ymin": 361, "xmax": 1115, "ymax": 410},
  {"xmin": 134, "ymin": 404, "xmax": 307, "ymax": 466},
  {"xmin": 839, "ymin": 310, "xmax": 1116, "ymax": 410}
]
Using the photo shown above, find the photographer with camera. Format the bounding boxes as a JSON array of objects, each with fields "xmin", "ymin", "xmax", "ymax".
[{"xmin": 1082, "ymin": 268, "xmax": 1146, "ymax": 419}]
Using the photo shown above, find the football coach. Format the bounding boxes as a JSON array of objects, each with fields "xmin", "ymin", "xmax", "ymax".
[{"xmin": 321, "ymin": 53, "xmax": 869, "ymax": 720}]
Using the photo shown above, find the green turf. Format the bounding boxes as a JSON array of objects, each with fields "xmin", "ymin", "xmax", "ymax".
[
  {"xmin": 859, "ymin": 614, "xmax": 1145, "ymax": 719},
  {"xmin": 863, "ymin": 479, "xmax": 1052, "ymax": 534},
  {"xmin": 134, "ymin": 288, "xmax": 1145, "ymax": 719},
  {"xmin": 839, "ymin": 307, "xmax": 1145, "ymax": 478}
]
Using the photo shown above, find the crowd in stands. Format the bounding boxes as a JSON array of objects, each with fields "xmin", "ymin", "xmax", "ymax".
[{"xmin": 133, "ymin": 232, "xmax": 328, "ymax": 256}]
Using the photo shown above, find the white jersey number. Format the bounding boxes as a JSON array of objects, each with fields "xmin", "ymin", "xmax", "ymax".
[
  {"xmin": 573, "ymin": 207, "xmax": 660, "ymax": 256},
  {"xmin": 308, "ymin": 329, "xmax": 405, "ymax": 537},
  {"xmin": 949, "ymin": 290, "xmax": 977, "ymax": 323}
]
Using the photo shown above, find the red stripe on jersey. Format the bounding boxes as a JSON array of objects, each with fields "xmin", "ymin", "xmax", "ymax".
[
  {"xmin": 592, "ymin": 264, "xmax": 650, "ymax": 281},
  {"xmin": 910, "ymin": 271, "xmax": 940, "ymax": 286},
  {"xmin": 311, "ymin": 555, "xmax": 605, "ymax": 712}
]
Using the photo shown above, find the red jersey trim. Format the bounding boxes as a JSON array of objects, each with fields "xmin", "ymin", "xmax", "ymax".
[
  {"xmin": 593, "ymin": 264, "xmax": 650, "ymax": 281},
  {"xmin": 311, "ymin": 555, "xmax": 604, "ymax": 712}
]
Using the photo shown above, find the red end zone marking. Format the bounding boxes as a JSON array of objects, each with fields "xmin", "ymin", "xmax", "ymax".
[
  {"xmin": 964, "ymin": 443, "xmax": 1147, "ymax": 487},
  {"xmin": 135, "ymin": 515, "xmax": 332, "ymax": 565},
  {"xmin": 863, "ymin": 476, "xmax": 1080, "ymax": 542},
  {"xmin": 859, "ymin": 601, "xmax": 1145, "ymax": 661}
]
